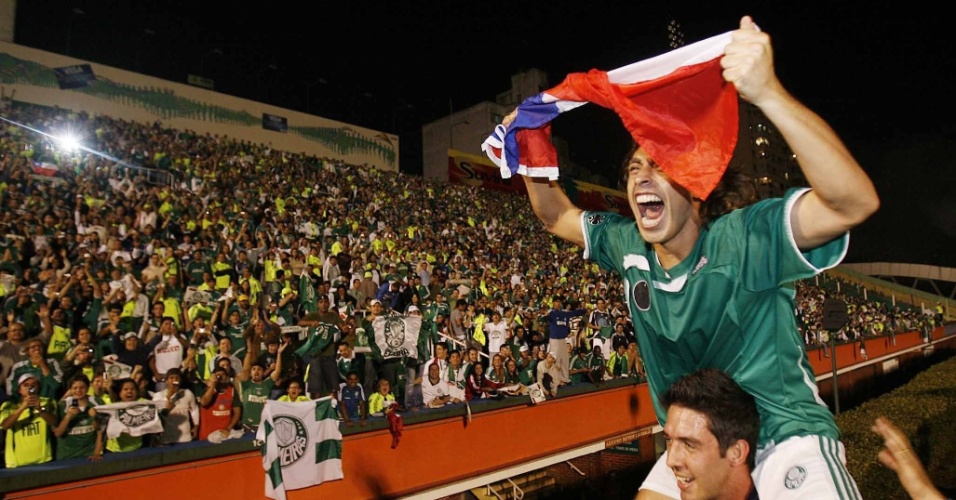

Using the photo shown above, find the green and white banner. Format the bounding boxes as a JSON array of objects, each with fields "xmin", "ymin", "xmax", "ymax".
[{"xmin": 258, "ymin": 397, "xmax": 343, "ymax": 500}]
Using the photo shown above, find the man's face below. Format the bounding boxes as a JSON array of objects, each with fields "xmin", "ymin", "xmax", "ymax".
[{"xmin": 664, "ymin": 404, "xmax": 733, "ymax": 500}]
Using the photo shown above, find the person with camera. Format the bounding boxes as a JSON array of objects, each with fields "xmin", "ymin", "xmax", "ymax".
[
  {"xmin": 197, "ymin": 366, "xmax": 241, "ymax": 442},
  {"xmin": 61, "ymin": 341, "xmax": 102, "ymax": 392},
  {"xmin": 183, "ymin": 317, "xmax": 218, "ymax": 385},
  {"xmin": 0, "ymin": 372, "xmax": 57, "ymax": 467},
  {"xmin": 7, "ymin": 337, "xmax": 63, "ymax": 400},
  {"xmin": 53, "ymin": 373, "xmax": 101, "ymax": 460},
  {"xmin": 151, "ymin": 367, "xmax": 199, "ymax": 445}
]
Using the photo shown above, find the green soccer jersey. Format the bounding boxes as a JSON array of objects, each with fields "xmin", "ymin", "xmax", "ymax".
[
  {"xmin": 582, "ymin": 188, "xmax": 847, "ymax": 447},
  {"xmin": 240, "ymin": 378, "xmax": 275, "ymax": 428},
  {"xmin": 570, "ymin": 355, "xmax": 589, "ymax": 384},
  {"xmin": 296, "ymin": 311, "xmax": 342, "ymax": 358},
  {"xmin": 55, "ymin": 399, "xmax": 98, "ymax": 459},
  {"xmin": 220, "ymin": 324, "xmax": 247, "ymax": 359},
  {"xmin": 519, "ymin": 360, "xmax": 537, "ymax": 386},
  {"xmin": 185, "ymin": 261, "xmax": 207, "ymax": 286}
]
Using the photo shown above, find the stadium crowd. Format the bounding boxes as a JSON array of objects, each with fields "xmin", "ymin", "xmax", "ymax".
[
  {"xmin": 795, "ymin": 280, "xmax": 941, "ymax": 356},
  {"xmin": 0, "ymin": 101, "xmax": 937, "ymax": 468}
]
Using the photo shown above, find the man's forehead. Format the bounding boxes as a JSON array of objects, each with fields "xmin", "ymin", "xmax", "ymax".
[{"xmin": 664, "ymin": 404, "xmax": 713, "ymax": 443}]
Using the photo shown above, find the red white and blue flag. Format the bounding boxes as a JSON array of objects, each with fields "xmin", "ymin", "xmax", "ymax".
[{"xmin": 481, "ymin": 31, "xmax": 738, "ymax": 200}]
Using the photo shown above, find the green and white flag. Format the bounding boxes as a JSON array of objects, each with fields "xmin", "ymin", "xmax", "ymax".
[
  {"xmin": 95, "ymin": 400, "xmax": 164, "ymax": 438},
  {"xmin": 294, "ymin": 323, "xmax": 340, "ymax": 358},
  {"xmin": 102, "ymin": 356, "xmax": 134, "ymax": 381},
  {"xmin": 353, "ymin": 326, "xmax": 371, "ymax": 354},
  {"xmin": 257, "ymin": 397, "xmax": 343, "ymax": 500},
  {"xmin": 370, "ymin": 314, "xmax": 422, "ymax": 361},
  {"xmin": 299, "ymin": 273, "xmax": 318, "ymax": 314}
]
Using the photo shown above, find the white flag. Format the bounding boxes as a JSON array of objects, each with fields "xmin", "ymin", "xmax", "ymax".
[
  {"xmin": 371, "ymin": 314, "xmax": 422, "ymax": 360},
  {"xmin": 257, "ymin": 397, "xmax": 343, "ymax": 500},
  {"xmin": 102, "ymin": 356, "xmax": 134, "ymax": 381},
  {"xmin": 95, "ymin": 400, "xmax": 164, "ymax": 439}
]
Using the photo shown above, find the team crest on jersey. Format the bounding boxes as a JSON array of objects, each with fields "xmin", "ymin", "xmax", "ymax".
[
  {"xmin": 274, "ymin": 415, "xmax": 309, "ymax": 467},
  {"xmin": 587, "ymin": 214, "xmax": 605, "ymax": 225},
  {"xmin": 632, "ymin": 280, "xmax": 650, "ymax": 311},
  {"xmin": 691, "ymin": 255, "xmax": 709, "ymax": 275},
  {"xmin": 784, "ymin": 465, "xmax": 807, "ymax": 489}
]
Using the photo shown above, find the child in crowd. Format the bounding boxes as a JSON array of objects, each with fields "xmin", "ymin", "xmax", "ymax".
[
  {"xmin": 338, "ymin": 372, "xmax": 367, "ymax": 427},
  {"xmin": 368, "ymin": 378, "xmax": 397, "ymax": 416}
]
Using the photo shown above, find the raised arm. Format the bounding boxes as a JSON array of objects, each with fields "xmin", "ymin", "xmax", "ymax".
[
  {"xmin": 522, "ymin": 177, "xmax": 585, "ymax": 247},
  {"xmin": 497, "ymin": 111, "xmax": 586, "ymax": 247},
  {"xmin": 210, "ymin": 300, "xmax": 225, "ymax": 328},
  {"xmin": 271, "ymin": 340, "xmax": 287, "ymax": 382},
  {"xmin": 721, "ymin": 16, "xmax": 879, "ymax": 250},
  {"xmin": 236, "ymin": 333, "xmax": 256, "ymax": 383}
]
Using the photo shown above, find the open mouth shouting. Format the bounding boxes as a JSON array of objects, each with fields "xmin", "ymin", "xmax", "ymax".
[{"xmin": 636, "ymin": 193, "xmax": 665, "ymax": 229}]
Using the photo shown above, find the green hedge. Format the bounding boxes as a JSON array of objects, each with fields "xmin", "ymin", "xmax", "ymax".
[{"xmin": 838, "ymin": 355, "xmax": 956, "ymax": 499}]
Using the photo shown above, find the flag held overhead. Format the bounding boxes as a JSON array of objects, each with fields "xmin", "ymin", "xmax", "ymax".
[{"xmin": 481, "ymin": 31, "xmax": 738, "ymax": 200}]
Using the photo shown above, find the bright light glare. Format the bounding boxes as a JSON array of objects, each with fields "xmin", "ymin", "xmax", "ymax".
[{"xmin": 56, "ymin": 134, "xmax": 80, "ymax": 152}]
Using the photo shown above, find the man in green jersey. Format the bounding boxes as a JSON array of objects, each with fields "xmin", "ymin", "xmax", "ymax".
[
  {"xmin": 236, "ymin": 328, "xmax": 284, "ymax": 433},
  {"xmin": 509, "ymin": 16, "xmax": 878, "ymax": 500},
  {"xmin": 53, "ymin": 373, "xmax": 101, "ymax": 460}
]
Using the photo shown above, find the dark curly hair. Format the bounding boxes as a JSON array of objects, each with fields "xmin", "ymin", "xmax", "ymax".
[{"xmin": 618, "ymin": 143, "xmax": 756, "ymax": 227}]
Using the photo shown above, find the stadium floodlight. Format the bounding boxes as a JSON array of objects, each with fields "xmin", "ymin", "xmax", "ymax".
[{"xmin": 55, "ymin": 133, "xmax": 80, "ymax": 153}]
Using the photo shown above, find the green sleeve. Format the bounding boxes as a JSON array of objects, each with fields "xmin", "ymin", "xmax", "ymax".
[
  {"xmin": 83, "ymin": 298, "xmax": 103, "ymax": 331},
  {"xmin": 40, "ymin": 361, "xmax": 63, "ymax": 399}
]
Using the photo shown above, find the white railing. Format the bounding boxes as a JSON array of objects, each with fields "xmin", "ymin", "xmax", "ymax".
[
  {"xmin": 484, "ymin": 484, "xmax": 504, "ymax": 500},
  {"xmin": 507, "ymin": 478, "xmax": 525, "ymax": 500},
  {"xmin": 484, "ymin": 478, "xmax": 525, "ymax": 500},
  {"xmin": 567, "ymin": 460, "xmax": 586, "ymax": 476}
]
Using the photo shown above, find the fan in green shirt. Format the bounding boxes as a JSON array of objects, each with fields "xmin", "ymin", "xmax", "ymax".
[
  {"xmin": 53, "ymin": 373, "xmax": 101, "ymax": 460},
  {"xmin": 509, "ymin": 31, "xmax": 879, "ymax": 495},
  {"xmin": 235, "ymin": 325, "xmax": 284, "ymax": 432}
]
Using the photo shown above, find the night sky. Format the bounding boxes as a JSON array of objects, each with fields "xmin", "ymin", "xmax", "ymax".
[{"xmin": 12, "ymin": 1, "xmax": 956, "ymax": 268}]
